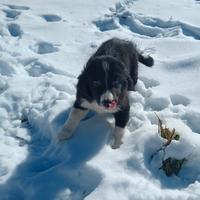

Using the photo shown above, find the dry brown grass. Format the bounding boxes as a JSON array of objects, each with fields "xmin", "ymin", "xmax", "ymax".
[
  {"xmin": 155, "ymin": 113, "xmax": 180, "ymax": 147},
  {"xmin": 150, "ymin": 113, "xmax": 187, "ymax": 176}
]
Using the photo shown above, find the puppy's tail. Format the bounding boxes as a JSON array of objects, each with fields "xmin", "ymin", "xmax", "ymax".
[{"xmin": 138, "ymin": 54, "xmax": 154, "ymax": 67}]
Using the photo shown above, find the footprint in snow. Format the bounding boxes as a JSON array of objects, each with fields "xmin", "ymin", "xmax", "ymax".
[
  {"xmin": 41, "ymin": 14, "xmax": 62, "ymax": 22},
  {"xmin": 7, "ymin": 23, "xmax": 23, "ymax": 37},
  {"xmin": 31, "ymin": 42, "xmax": 59, "ymax": 54},
  {"xmin": 139, "ymin": 76, "xmax": 160, "ymax": 89},
  {"xmin": 25, "ymin": 60, "xmax": 60, "ymax": 77},
  {"xmin": 121, "ymin": 11, "xmax": 200, "ymax": 40},
  {"xmin": 170, "ymin": 94, "xmax": 191, "ymax": 106},
  {"xmin": 5, "ymin": 4, "xmax": 30, "ymax": 10},
  {"xmin": 0, "ymin": 59, "xmax": 16, "ymax": 76},
  {"xmin": 145, "ymin": 97, "xmax": 170, "ymax": 111},
  {"xmin": 3, "ymin": 9, "xmax": 21, "ymax": 19},
  {"xmin": 182, "ymin": 111, "xmax": 200, "ymax": 134},
  {"xmin": 93, "ymin": 18, "xmax": 119, "ymax": 32},
  {"xmin": 94, "ymin": 3, "xmax": 200, "ymax": 40}
]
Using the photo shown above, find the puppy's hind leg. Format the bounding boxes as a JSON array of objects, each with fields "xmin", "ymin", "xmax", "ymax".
[{"xmin": 58, "ymin": 107, "xmax": 88, "ymax": 141}]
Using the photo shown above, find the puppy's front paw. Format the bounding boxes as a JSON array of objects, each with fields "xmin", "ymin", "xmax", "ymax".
[
  {"xmin": 57, "ymin": 127, "xmax": 73, "ymax": 142},
  {"xmin": 111, "ymin": 139, "xmax": 123, "ymax": 149},
  {"xmin": 110, "ymin": 126, "xmax": 125, "ymax": 149}
]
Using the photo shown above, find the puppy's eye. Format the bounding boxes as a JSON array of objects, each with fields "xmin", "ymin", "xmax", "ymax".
[{"xmin": 93, "ymin": 81, "xmax": 102, "ymax": 87}]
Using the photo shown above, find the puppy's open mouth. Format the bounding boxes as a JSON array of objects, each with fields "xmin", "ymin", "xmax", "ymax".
[{"xmin": 102, "ymin": 99, "xmax": 117, "ymax": 109}]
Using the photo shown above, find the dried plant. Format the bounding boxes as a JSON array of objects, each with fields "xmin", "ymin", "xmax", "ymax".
[
  {"xmin": 155, "ymin": 113, "xmax": 180, "ymax": 147},
  {"xmin": 159, "ymin": 157, "xmax": 187, "ymax": 176},
  {"xmin": 149, "ymin": 113, "xmax": 187, "ymax": 176}
]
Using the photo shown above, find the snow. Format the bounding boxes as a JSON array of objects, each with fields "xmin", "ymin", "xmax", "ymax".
[{"xmin": 0, "ymin": 0, "xmax": 200, "ymax": 199}]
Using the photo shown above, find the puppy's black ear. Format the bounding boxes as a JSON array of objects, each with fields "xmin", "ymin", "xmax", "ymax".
[
  {"xmin": 76, "ymin": 72, "xmax": 93, "ymax": 102},
  {"xmin": 127, "ymin": 76, "xmax": 134, "ymax": 91}
]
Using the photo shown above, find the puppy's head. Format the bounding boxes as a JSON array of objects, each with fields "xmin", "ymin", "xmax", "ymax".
[{"xmin": 78, "ymin": 56, "xmax": 131, "ymax": 112}]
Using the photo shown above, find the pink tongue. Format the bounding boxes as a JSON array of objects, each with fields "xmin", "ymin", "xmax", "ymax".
[{"xmin": 109, "ymin": 100, "xmax": 117, "ymax": 109}]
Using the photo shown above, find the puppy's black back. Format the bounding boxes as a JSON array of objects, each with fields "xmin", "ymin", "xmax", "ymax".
[{"xmin": 93, "ymin": 38, "xmax": 138, "ymax": 71}]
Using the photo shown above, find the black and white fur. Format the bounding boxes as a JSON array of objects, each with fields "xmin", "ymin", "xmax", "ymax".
[{"xmin": 58, "ymin": 38, "xmax": 154, "ymax": 149}]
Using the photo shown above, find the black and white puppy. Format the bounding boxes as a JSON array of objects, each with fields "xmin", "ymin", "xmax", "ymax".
[{"xmin": 58, "ymin": 38, "xmax": 154, "ymax": 148}]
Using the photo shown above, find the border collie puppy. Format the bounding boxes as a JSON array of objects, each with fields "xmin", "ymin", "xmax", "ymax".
[{"xmin": 58, "ymin": 38, "xmax": 154, "ymax": 149}]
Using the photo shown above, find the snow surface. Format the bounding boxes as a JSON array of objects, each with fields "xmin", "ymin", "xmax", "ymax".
[{"xmin": 0, "ymin": 0, "xmax": 200, "ymax": 199}]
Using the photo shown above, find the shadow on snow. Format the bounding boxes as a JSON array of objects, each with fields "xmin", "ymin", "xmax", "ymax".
[{"xmin": 0, "ymin": 109, "xmax": 111, "ymax": 200}]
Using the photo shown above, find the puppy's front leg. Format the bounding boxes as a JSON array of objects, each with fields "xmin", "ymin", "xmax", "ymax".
[
  {"xmin": 58, "ymin": 107, "xmax": 88, "ymax": 141},
  {"xmin": 112, "ymin": 106, "xmax": 130, "ymax": 149},
  {"xmin": 111, "ymin": 126, "xmax": 126, "ymax": 149}
]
